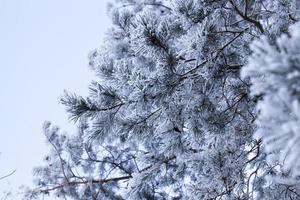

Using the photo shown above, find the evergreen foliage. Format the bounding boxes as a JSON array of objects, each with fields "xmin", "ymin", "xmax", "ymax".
[
  {"xmin": 25, "ymin": 0, "xmax": 300, "ymax": 199},
  {"xmin": 242, "ymin": 22, "xmax": 300, "ymax": 184}
]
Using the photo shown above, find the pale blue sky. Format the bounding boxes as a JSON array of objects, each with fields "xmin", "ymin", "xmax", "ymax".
[{"xmin": 0, "ymin": 0, "xmax": 109, "ymax": 198}]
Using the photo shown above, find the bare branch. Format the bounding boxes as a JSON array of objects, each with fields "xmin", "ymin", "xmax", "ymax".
[{"xmin": 0, "ymin": 169, "xmax": 16, "ymax": 181}]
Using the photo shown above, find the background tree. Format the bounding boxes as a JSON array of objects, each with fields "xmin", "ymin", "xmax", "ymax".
[
  {"xmin": 0, "ymin": 154, "xmax": 15, "ymax": 200},
  {"xmin": 25, "ymin": 0, "xmax": 300, "ymax": 199}
]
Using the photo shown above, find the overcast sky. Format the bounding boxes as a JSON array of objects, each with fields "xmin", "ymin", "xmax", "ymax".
[{"xmin": 0, "ymin": 0, "xmax": 109, "ymax": 198}]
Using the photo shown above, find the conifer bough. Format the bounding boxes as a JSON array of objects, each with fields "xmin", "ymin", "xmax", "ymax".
[{"xmin": 25, "ymin": 0, "xmax": 300, "ymax": 199}]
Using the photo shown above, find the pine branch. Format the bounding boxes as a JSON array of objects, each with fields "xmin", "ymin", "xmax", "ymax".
[
  {"xmin": 36, "ymin": 175, "xmax": 132, "ymax": 194},
  {"xmin": 229, "ymin": 0, "xmax": 264, "ymax": 33}
]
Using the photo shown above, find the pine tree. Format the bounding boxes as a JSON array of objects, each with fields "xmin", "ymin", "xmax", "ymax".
[{"xmin": 25, "ymin": 0, "xmax": 300, "ymax": 199}]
